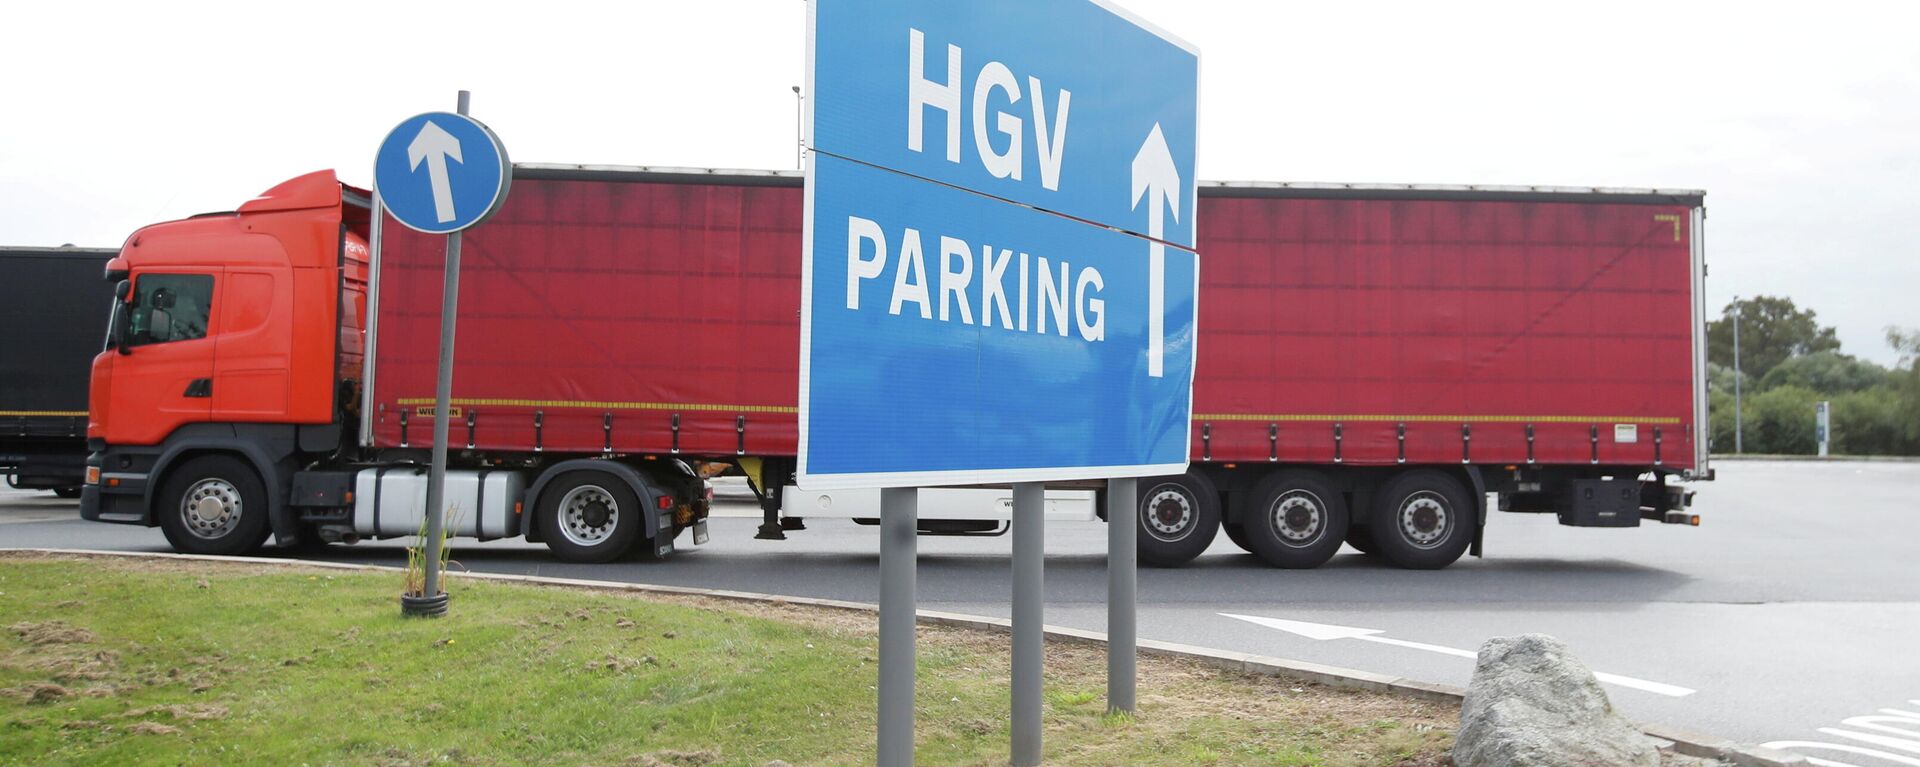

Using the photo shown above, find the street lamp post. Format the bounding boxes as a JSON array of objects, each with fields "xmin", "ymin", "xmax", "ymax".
[{"xmin": 792, "ymin": 86, "xmax": 804, "ymax": 170}]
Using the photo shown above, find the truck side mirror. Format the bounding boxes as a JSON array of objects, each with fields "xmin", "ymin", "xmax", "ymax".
[{"xmin": 111, "ymin": 280, "xmax": 132, "ymax": 354}]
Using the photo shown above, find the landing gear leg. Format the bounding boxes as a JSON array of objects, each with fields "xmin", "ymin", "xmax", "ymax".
[{"xmin": 755, "ymin": 490, "xmax": 786, "ymax": 541}]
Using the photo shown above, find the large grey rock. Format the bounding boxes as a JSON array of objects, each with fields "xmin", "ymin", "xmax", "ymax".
[{"xmin": 1453, "ymin": 633, "xmax": 1662, "ymax": 767}]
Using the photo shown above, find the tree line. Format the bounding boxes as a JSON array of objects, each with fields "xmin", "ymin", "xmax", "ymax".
[{"xmin": 1706, "ymin": 295, "xmax": 1920, "ymax": 456}]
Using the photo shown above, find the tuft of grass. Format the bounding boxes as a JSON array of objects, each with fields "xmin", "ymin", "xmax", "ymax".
[
  {"xmin": 0, "ymin": 554, "xmax": 1453, "ymax": 766},
  {"xmin": 402, "ymin": 504, "xmax": 461, "ymax": 598}
]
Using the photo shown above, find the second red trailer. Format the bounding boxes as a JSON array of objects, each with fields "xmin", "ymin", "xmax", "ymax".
[{"xmin": 365, "ymin": 165, "xmax": 1706, "ymax": 569}]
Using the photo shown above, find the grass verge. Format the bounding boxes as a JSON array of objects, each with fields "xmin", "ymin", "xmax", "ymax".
[{"xmin": 0, "ymin": 552, "xmax": 1453, "ymax": 766}]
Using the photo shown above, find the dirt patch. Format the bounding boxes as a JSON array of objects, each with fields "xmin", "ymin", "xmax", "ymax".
[
  {"xmin": 120, "ymin": 703, "xmax": 229, "ymax": 721},
  {"xmin": 125, "ymin": 721, "xmax": 182, "ymax": 735},
  {"xmin": 592, "ymin": 654, "xmax": 659, "ymax": 673},
  {"xmin": 8, "ymin": 620, "xmax": 97, "ymax": 645},
  {"xmin": 4, "ymin": 683, "xmax": 71, "ymax": 704},
  {"xmin": 628, "ymin": 749, "xmax": 720, "ymax": 766}
]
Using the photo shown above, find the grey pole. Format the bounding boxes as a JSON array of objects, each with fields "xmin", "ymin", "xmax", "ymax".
[
  {"xmin": 419, "ymin": 89, "xmax": 472, "ymax": 607},
  {"xmin": 1011, "ymin": 482, "xmax": 1045, "ymax": 766},
  {"xmin": 878, "ymin": 487, "xmax": 918, "ymax": 767},
  {"xmin": 1817, "ymin": 400, "xmax": 1831, "ymax": 457},
  {"xmin": 1731, "ymin": 300, "xmax": 1743, "ymax": 454},
  {"xmin": 1106, "ymin": 477, "xmax": 1137, "ymax": 715}
]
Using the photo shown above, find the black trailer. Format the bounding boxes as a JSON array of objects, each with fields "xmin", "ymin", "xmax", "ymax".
[{"xmin": 1, "ymin": 246, "xmax": 115, "ymax": 496}]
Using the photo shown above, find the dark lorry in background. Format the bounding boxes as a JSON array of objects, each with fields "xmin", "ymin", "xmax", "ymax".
[
  {"xmin": 80, "ymin": 167, "xmax": 1707, "ymax": 569},
  {"xmin": 2, "ymin": 246, "xmax": 117, "ymax": 497}
]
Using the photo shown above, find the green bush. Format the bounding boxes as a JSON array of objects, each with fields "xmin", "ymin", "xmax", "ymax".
[
  {"xmin": 1829, "ymin": 388, "xmax": 1912, "ymax": 455},
  {"xmin": 1708, "ymin": 389, "xmax": 1737, "ymax": 453},
  {"xmin": 1757, "ymin": 352, "xmax": 1889, "ymax": 393},
  {"xmin": 1745, "ymin": 385, "xmax": 1819, "ymax": 455}
]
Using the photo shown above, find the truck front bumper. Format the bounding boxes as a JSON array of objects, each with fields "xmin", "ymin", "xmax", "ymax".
[{"xmin": 78, "ymin": 450, "xmax": 150, "ymax": 525}]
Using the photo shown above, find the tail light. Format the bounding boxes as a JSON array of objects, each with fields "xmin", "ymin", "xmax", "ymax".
[{"xmin": 656, "ymin": 495, "xmax": 675, "ymax": 510}]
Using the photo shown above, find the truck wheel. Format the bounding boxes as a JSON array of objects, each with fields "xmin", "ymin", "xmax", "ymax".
[
  {"xmin": 1367, "ymin": 470, "xmax": 1473, "ymax": 570},
  {"xmin": 538, "ymin": 472, "xmax": 642, "ymax": 563},
  {"xmin": 157, "ymin": 455, "xmax": 271, "ymax": 556},
  {"xmin": 1136, "ymin": 473, "xmax": 1220, "ymax": 567},
  {"xmin": 1243, "ymin": 470, "xmax": 1347, "ymax": 569},
  {"xmin": 53, "ymin": 487, "xmax": 82, "ymax": 499}
]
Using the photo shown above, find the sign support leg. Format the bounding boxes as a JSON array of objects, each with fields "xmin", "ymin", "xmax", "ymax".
[
  {"xmin": 1011, "ymin": 482, "xmax": 1045, "ymax": 766},
  {"xmin": 1107, "ymin": 477, "xmax": 1137, "ymax": 714},
  {"xmin": 878, "ymin": 487, "xmax": 918, "ymax": 767},
  {"xmin": 419, "ymin": 91, "xmax": 471, "ymax": 607}
]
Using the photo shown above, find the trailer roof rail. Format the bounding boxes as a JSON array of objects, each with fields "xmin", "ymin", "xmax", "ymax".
[
  {"xmin": 1198, "ymin": 180, "xmax": 1705, "ymax": 206},
  {"xmin": 508, "ymin": 163, "xmax": 1704, "ymax": 205}
]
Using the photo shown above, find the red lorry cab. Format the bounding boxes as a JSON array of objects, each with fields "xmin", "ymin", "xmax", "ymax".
[{"xmin": 89, "ymin": 171, "xmax": 371, "ymax": 446}]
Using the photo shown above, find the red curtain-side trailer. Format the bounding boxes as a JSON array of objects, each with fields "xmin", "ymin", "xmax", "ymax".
[{"xmin": 363, "ymin": 166, "xmax": 1707, "ymax": 569}]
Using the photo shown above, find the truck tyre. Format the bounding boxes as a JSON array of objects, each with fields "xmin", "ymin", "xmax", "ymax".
[
  {"xmin": 1136, "ymin": 473, "xmax": 1220, "ymax": 567},
  {"xmin": 53, "ymin": 487, "xmax": 82, "ymax": 499},
  {"xmin": 1344, "ymin": 526, "xmax": 1378, "ymax": 555},
  {"xmin": 157, "ymin": 455, "xmax": 272, "ymax": 556},
  {"xmin": 1243, "ymin": 470, "xmax": 1348, "ymax": 569},
  {"xmin": 1222, "ymin": 521, "xmax": 1255, "ymax": 554},
  {"xmin": 537, "ymin": 472, "xmax": 642, "ymax": 563},
  {"xmin": 1367, "ymin": 470, "xmax": 1473, "ymax": 570}
]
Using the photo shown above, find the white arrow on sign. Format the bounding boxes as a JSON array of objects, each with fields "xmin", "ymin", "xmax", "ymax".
[
  {"xmin": 1220, "ymin": 613, "xmax": 1697, "ymax": 698},
  {"xmin": 408, "ymin": 120, "xmax": 465, "ymax": 224},
  {"xmin": 1131, "ymin": 123, "xmax": 1179, "ymax": 379}
]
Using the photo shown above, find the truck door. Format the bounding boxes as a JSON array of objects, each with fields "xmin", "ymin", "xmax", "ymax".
[
  {"xmin": 103, "ymin": 270, "xmax": 219, "ymax": 445},
  {"xmin": 210, "ymin": 267, "xmax": 291, "ymax": 419}
]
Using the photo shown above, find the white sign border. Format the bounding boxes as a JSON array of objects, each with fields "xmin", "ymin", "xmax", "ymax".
[{"xmin": 795, "ymin": 0, "xmax": 1200, "ymax": 490}]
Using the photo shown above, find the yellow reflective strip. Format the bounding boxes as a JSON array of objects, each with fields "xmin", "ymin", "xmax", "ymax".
[
  {"xmin": 0, "ymin": 410, "xmax": 88, "ymax": 417},
  {"xmin": 392, "ymin": 397, "xmax": 798, "ymax": 415},
  {"xmin": 1194, "ymin": 413, "xmax": 1683, "ymax": 424}
]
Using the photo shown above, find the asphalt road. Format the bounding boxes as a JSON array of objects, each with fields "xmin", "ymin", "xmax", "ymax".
[{"xmin": 5, "ymin": 459, "xmax": 1917, "ymax": 762}]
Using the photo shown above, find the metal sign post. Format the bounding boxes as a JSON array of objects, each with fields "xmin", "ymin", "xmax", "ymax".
[
  {"xmin": 1107, "ymin": 477, "xmax": 1138, "ymax": 714},
  {"xmin": 372, "ymin": 91, "xmax": 511, "ymax": 616},
  {"xmin": 801, "ymin": 1, "xmax": 1197, "ymax": 762},
  {"xmin": 877, "ymin": 487, "xmax": 918, "ymax": 766},
  {"xmin": 1011, "ymin": 483, "xmax": 1045, "ymax": 766}
]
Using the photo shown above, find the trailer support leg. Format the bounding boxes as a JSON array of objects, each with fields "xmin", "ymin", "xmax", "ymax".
[
  {"xmin": 742, "ymin": 457, "xmax": 786, "ymax": 541},
  {"xmin": 1012, "ymin": 482, "xmax": 1045, "ymax": 766},
  {"xmin": 755, "ymin": 494, "xmax": 786, "ymax": 541},
  {"xmin": 1107, "ymin": 477, "xmax": 1137, "ymax": 715},
  {"xmin": 877, "ymin": 487, "xmax": 918, "ymax": 767}
]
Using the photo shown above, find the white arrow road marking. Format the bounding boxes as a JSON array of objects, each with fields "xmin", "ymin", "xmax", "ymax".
[
  {"xmin": 1761, "ymin": 742, "xmax": 1920, "ymax": 767},
  {"xmin": 1764, "ymin": 701, "xmax": 1920, "ymax": 767},
  {"xmin": 408, "ymin": 120, "xmax": 464, "ymax": 223},
  {"xmin": 1130, "ymin": 123, "xmax": 1179, "ymax": 379},
  {"xmin": 1221, "ymin": 613, "xmax": 1696, "ymax": 698}
]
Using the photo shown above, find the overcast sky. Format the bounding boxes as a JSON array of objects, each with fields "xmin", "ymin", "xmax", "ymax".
[{"xmin": 3, "ymin": 1, "xmax": 1914, "ymax": 364}]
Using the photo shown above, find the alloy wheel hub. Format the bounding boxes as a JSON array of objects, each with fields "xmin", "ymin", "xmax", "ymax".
[
  {"xmin": 1272, "ymin": 491, "xmax": 1324, "ymax": 544},
  {"xmin": 1399, "ymin": 492, "xmax": 1450, "ymax": 548}
]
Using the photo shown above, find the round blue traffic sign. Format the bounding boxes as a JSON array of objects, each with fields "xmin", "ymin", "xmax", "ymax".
[{"xmin": 373, "ymin": 112, "xmax": 511, "ymax": 234}]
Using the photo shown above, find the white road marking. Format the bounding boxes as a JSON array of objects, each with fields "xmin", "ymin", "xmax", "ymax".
[
  {"xmin": 1760, "ymin": 742, "xmax": 1920, "ymax": 767},
  {"xmin": 1763, "ymin": 699, "xmax": 1920, "ymax": 766},
  {"xmin": 1220, "ymin": 612, "xmax": 1696, "ymax": 698}
]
